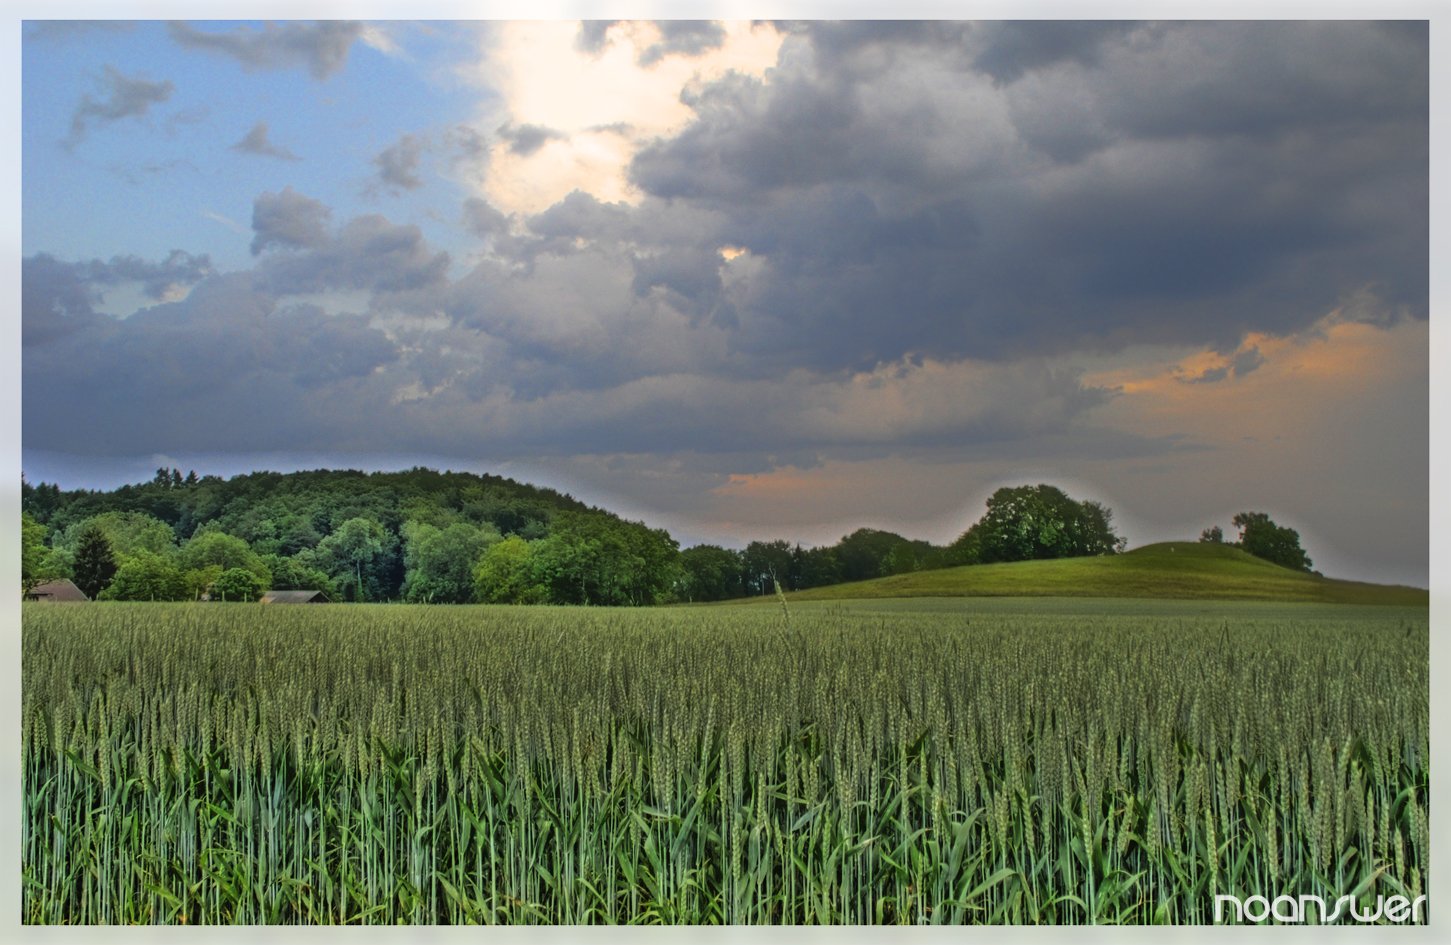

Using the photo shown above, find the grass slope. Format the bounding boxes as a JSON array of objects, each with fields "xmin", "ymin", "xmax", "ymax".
[{"xmin": 771, "ymin": 541, "xmax": 1427, "ymax": 606}]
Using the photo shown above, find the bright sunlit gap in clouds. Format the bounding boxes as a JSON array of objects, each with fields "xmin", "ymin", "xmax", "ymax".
[{"xmin": 470, "ymin": 20, "xmax": 784, "ymax": 214}]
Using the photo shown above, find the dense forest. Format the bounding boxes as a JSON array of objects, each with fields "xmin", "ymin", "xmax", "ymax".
[{"xmin": 20, "ymin": 468, "xmax": 1143, "ymax": 605}]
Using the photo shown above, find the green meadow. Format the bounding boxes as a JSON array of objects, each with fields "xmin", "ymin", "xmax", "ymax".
[{"xmin": 22, "ymin": 594, "xmax": 1428, "ymax": 925}]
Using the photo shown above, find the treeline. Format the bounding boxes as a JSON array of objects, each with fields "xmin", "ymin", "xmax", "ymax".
[
  {"xmin": 22, "ymin": 467, "xmax": 680, "ymax": 605},
  {"xmin": 20, "ymin": 471, "xmax": 1135, "ymax": 605},
  {"xmin": 677, "ymin": 529, "xmax": 955, "ymax": 603}
]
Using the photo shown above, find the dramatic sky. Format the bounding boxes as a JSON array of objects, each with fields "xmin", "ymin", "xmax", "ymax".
[{"xmin": 18, "ymin": 19, "xmax": 1430, "ymax": 585}]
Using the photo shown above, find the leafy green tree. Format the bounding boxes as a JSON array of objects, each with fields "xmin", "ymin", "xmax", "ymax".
[
  {"xmin": 224, "ymin": 503, "xmax": 324, "ymax": 557},
  {"xmin": 401, "ymin": 520, "xmax": 501, "ymax": 603},
  {"xmin": 791, "ymin": 544, "xmax": 841, "ymax": 590},
  {"xmin": 527, "ymin": 531, "xmax": 590, "ymax": 603},
  {"xmin": 520, "ymin": 513, "xmax": 681, "ymax": 606},
  {"xmin": 946, "ymin": 528, "xmax": 982, "ymax": 566},
  {"xmin": 260, "ymin": 554, "xmax": 339, "ymax": 598},
  {"xmin": 21, "ymin": 513, "xmax": 50, "ymax": 594},
  {"xmin": 1231, "ymin": 512, "xmax": 1312, "ymax": 572},
  {"xmin": 1075, "ymin": 500, "xmax": 1124, "ymax": 555},
  {"xmin": 743, "ymin": 540, "xmax": 795, "ymax": 595},
  {"xmin": 1200, "ymin": 525, "xmax": 1224, "ymax": 543},
  {"xmin": 606, "ymin": 518, "xmax": 682, "ymax": 605},
  {"xmin": 679, "ymin": 545, "xmax": 747, "ymax": 602},
  {"xmin": 474, "ymin": 535, "xmax": 548, "ymax": 604},
  {"xmin": 212, "ymin": 567, "xmax": 264, "ymax": 602},
  {"xmin": 55, "ymin": 511, "xmax": 176, "ymax": 561},
  {"xmin": 315, "ymin": 517, "xmax": 395, "ymax": 601},
  {"xmin": 180, "ymin": 529, "xmax": 271, "ymax": 586},
  {"xmin": 99, "ymin": 550, "xmax": 190, "ymax": 601},
  {"xmin": 884, "ymin": 540, "xmax": 942, "ymax": 575},
  {"xmin": 184, "ymin": 565, "xmax": 223, "ymax": 601},
  {"xmin": 834, "ymin": 528, "xmax": 933, "ymax": 582},
  {"xmin": 951, "ymin": 484, "xmax": 1125, "ymax": 564},
  {"xmin": 72, "ymin": 524, "xmax": 118, "ymax": 599}
]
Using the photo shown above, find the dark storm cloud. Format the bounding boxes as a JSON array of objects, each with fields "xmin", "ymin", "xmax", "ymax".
[
  {"xmin": 372, "ymin": 134, "xmax": 427, "ymax": 193},
  {"xmin": 576, "ymin": 20, "xmax": 618, "ymax": 54},
  {"xmin": 167, "ymin": 21, "xmax": 365, "ymax": 80},
  {"xmin": 575, "ymin": 19, "xmax": 730, "ymax": 66},
  {"xmin": 1090, "ymin": 22, "xmax": 1426, "ymax": 141},
  {"xmin": 463, "ymin": 198, "xmax": 510, "ymax": 239},
  {"xmin": 256, "ymin": 213, "xmax": 451, "ymax": 296},
  {"xmin": 524, "ymin": 191, "xmax": 634, "ymax": 246},
  {"xmin": 23, "ymin": 249, "xmax": 1114, "ymax": 468},
  {"xmin": 630, "ymin": 247, "xmax": 728, "ymax": 323},
  {"xmin": 66, "ymin": 65, "xmax": 174, "ymax": 146},
  {"xmin": 22, "ymin": 254, "xmax": 111, "ymax": 346},
  {"xmin": 630, "ymin": 70, "xmax": 855, "ymax": 199},
  {"xmin": 246, "ymin": 189, "xmax": 449, "ymax": 295},
  {"xmin": 250, "ymin": 187, "xmax": 332, "ymax": 255},
  {"xmin": 773, "ymin": 20, "xmax": 972, "ymax": 58},
  {"xmin": 22, "ymin": 251, "xmax": 214, "ymax": 346},
  {"xmin": 24, "ymin": 273, "xmax": 401, "ymax": 455},
  {"xmin": 968, "ymin": 21, "xmax": 1131, "ymax": 82},
  {"xmin": 627, "ymin": 21, "xmax": 1427, "ymax": 367},
  {"xmin": 87, "ymin": 250, "xmax": 215, "ymax": 298},
  {"xmin": 638, "ymin": 21, "xmax": 727, "ymax": 65},
  {"xmin": 231, "ymin": 121, "xmax": 300, "ymax": 161}
]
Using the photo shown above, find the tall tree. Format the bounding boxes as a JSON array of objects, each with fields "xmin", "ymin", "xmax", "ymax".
[
  {"xmin": 72, "ymin": 524, "xmax": 118, "ymax": 599},
  {"xmin": 315, "ymin": 517, "xmax": 394, "ymax": 601}
]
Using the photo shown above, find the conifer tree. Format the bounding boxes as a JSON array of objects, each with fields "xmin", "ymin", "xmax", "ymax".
[{"xmin": 72, "ymin": 524, "xmax": 117, "ymax": 599}]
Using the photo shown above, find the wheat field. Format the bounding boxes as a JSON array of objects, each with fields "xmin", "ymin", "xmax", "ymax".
[{"xmin": 21, "ymin": 599, "xmax": 1428, "ymax": 924}]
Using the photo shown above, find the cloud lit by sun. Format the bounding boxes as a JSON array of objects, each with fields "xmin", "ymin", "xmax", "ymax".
[
  {"xmin": 470, "ymin": 21, "xmax": 784, "ymax": 215},
  {"xmin": 1081, "ymin": 309, "xmax": 1426, "ymax": 444}
]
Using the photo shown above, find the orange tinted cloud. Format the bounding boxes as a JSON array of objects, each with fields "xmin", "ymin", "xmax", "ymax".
[
  {"xmin": 714, "ymin": 469, "xmax": 821, "ymax": 499},
  {"xmin": 1083, "ymin": 312, "xmax": 1423, "ymax": 442}
]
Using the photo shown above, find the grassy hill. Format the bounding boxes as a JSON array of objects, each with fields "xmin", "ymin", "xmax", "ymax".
[{"xmin": 762, "ymin": 542, "xmax": 1427, "ymax": 606}]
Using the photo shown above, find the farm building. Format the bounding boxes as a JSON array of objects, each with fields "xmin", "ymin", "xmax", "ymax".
[
  {"xmin": 260, "ymin": 590, "xmax": 331, "ymax": 604},
  {"xmin": 25, "ymin": 579, "xmax": 89, "ymax": 602}
]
